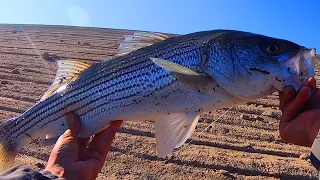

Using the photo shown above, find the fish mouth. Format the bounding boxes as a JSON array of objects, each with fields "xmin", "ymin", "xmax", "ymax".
[{"xmin": 273, "ymin": 48, "xmax": 317, "ymax": 91}]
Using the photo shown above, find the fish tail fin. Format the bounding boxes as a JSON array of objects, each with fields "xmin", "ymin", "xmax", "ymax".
[{"xmin": 0, "ymin": 117, "xmax": 24, "ymax": 173}]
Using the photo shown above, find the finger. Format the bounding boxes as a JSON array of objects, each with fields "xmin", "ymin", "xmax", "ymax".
[
  {"xmin": 88, "ymin": 120, "xmax": 123, "ymax": 157},
  {"xmin": 65, "ymin": 113, "xmax": 81, "ymax": 137},
  {"xmin": 281, "ymin": 86, "xmax": 312, "ymax": 122},
  {"xmin": 280, "ymin": 110, "xmax": 320, "ymax": 147},
  {"xmin": 279, "ymin": 91, "xmax": 284, "ymax": 109},
  {"xmin": 307, "ymin": 77, "xmax": 317, "ymax": 91},
  {"xmin": 78, "ymin": 137, "xmax": 90, "ymax": 150},
  {"xmin": 304, "ymin": 88, "xmax": 320, "ymax": 109},
  {"xmin": 279, "ymin": 86, "xmax": 296, "ymax": 112},
  {"xmin": 78, "ymin": 137, "xmax": 90, "ymax": 159}
]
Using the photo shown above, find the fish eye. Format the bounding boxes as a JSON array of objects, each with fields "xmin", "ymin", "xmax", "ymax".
[{"xmin": 267, "ymin": 44, "xmax": 279, "ymax": 54}]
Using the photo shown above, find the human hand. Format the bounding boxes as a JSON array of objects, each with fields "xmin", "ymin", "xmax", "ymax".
[
  {"xmin": 45, "ymin": 113, "xmax": 123, "ymax": 180},
  {"xmin": 279, "ymin": 77, "xmax": 320, "ymax": 147}
]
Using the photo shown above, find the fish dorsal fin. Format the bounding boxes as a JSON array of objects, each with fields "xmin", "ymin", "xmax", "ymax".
[
  {"xmin": 116, "ymin": 31, "xmax": 171, "ymax": 57},
  {"xmin": 154, "ymin": 113, "xmax": 200, "ymax": 158},
  {"xmin": 40, "ymin": 59, "xmax": 92, "ymax": 101}
]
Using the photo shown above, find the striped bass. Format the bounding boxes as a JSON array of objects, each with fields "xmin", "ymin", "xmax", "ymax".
[{"xmin": 0, "ymin": 30, "xmax": 318, "ymax": 172}]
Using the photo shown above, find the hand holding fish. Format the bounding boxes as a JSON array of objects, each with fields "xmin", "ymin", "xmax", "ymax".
[
  {"xmin": 45, "ymin": 113, "xmax": 122, "ymax": 180},
  {"xmin": 279, "ymin": 77, "xmax": 320, "ymax": 147}
]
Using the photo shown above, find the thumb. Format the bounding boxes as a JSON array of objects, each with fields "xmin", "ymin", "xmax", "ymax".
[
  {"xmin": 65, "ymin": 113, "xmax": 81, "ymax": 137},
  {"xmin": 281, "ymin": 86, "xmax": 312, "ymax": 122}
]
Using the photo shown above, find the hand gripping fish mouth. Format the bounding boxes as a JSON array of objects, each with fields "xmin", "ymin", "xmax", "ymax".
[{"xmin": 273, "ymin": 48, "xmax": 317, "ymax": 91}]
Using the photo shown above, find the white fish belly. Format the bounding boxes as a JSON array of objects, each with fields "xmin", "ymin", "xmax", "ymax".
[{"xmin": 77, "ymin": 83, "xmax": 241, "ymax": 138}]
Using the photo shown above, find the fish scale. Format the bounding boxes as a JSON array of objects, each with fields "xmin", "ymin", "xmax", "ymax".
[
  {"xmin": 14, "ymin": 45, "xmax": 205, "ymax": 139},
  {"xmin": 0, "ymin": 29, "xmax": 317, "ymax": 172}
]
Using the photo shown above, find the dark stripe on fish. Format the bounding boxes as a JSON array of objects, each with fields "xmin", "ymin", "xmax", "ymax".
[
  {"xmin": 13, "ymin": 30, "xmax": 223, "ymax": 138},
  {"xmin": 15, "ymin": 48, "xmax": 200, "ymax": 137},
  {"xmin": 249, "ymin": 68, "xmax": 270, "ymax": 75}
]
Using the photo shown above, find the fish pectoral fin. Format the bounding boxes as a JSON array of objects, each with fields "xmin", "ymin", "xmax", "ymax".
[
  {"xmin": 115, "ymin": 32, "xmax": 172, "ymax": 57},
  {"xmin": 150, "ymin": 57, "xmax": 211, "ymax": 93},
  {"xmin": 154, "ymin": 113, "xmax": 200, "ymax": 158},
  {"xmin": 40, "ymin": 59, "xmax": 92, "ymax": 101}
]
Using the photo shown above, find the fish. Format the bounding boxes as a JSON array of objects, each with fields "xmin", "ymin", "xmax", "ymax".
[{"xmin": 0, "ymin": 30, "xmax": 318, "ymax": 172}]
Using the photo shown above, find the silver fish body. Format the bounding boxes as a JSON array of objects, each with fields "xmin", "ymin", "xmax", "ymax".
[
  {"xmin": 13, "ymin": 30, "xmax": 238, "ymax": 138},
  {"xmin": 0, "ymin": 29, "xmax": 317, "ymax": 172}
]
